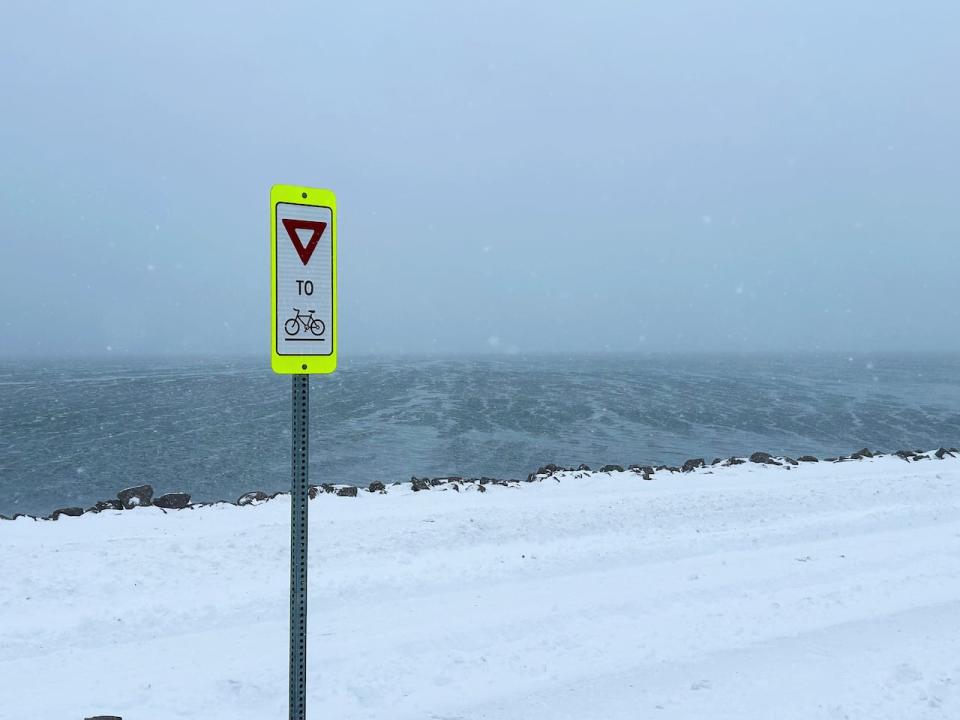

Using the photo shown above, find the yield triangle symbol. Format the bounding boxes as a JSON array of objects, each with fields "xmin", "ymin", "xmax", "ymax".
[{"xmin": 282, "ymin": 218, "xmax": 328, "ymax": 266}]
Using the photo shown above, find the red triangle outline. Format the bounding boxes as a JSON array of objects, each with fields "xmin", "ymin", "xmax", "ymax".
[{"xmin": 282, "ymin": 218, "xmax": 328, "ymax": 266}]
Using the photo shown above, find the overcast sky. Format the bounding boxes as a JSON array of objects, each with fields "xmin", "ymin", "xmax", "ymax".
[{"xmin": 1, "ymin": 1, "xmax": 958, "ymax": 356}]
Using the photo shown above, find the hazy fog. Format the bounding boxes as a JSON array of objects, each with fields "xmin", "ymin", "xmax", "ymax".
[{"xmin": 2, "ymin": 1, "xmax": 958, "ymax": 356}]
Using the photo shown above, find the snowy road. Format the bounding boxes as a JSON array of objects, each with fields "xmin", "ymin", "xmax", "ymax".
[{"xmin": 2, "ymin": 454, "xmax": 959, "ymax": 719}]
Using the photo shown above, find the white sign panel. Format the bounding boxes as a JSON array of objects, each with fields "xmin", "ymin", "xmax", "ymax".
[{"xmin": 275, "ymin": 202, "xmax": 334, "ymax": 357}]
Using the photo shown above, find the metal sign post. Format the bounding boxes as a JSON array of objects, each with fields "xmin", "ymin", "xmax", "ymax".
[
  {"xmin": 270, "ymin": 185, "xmax": 337, "ymax": 720},
  {"xmin": 290, "ymin": 374, "xmax": 310, "ymax": 720}
]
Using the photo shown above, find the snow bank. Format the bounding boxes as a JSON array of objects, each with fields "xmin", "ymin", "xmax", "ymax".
[{"xmin": 2, "ymin": 453, "xmax": 960, "ymax": 719}]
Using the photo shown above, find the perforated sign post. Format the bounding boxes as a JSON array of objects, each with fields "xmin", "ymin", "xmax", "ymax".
[{"xmin": 270, "ymin": 184, "xmax": 337, "ymax": 720}]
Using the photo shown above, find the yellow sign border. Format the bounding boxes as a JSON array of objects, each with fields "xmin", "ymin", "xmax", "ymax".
[{"xmin": 271, "ymin": 185, "xmax": 338, "ymax": 374}]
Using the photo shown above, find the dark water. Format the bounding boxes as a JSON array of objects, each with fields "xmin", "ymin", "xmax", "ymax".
[{"xmin": 1, "ymin": 354, "xmax": 958, "ymax": 516}]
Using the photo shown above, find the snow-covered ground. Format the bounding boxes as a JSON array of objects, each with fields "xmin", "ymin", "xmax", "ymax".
[{"xmin": 3, "ymin": 454, "xmax": 960, "ymax": 720}]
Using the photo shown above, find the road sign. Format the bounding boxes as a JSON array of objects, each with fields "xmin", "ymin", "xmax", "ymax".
[
  {"xmin": 271, "ymin": 185, "xmax": 336, "ymax": 718},
  {"xmin": 271, "ymin": 185, "xmax": 337, "ymax": 374}
]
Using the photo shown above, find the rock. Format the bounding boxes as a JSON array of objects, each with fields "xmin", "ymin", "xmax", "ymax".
[
  {"xmin": 336, "ymin": 486, "xmax": 358, "ymax": 497},
  {"xmin": 450, "ymin": 483, "xmax": 460, "ymax": 492},
  {"xmin": 711, "ymin": 457, "xmax": 723, "ymax": 465},
  {"xmin": 627, "ymin": 464, "xmax": 643, "ymax": 472},
  {"xmin": 85, "ymin": 716, "xmax": 123, "ymax": 720},
  {"xmin": 528, "ymin": 464, "xmax": 563, "ymax": 480},
  {"xmin": 92, "ymin": 499, "xmax": 124, "ymax": 512},
  {"xmin": 895, "ymin": 449, "xmax": 916, "ymax": 461},
  {"xmin": 724, "ymin": 457, "xmax": 745, "ymax": 466},
  {"xmin": 368, "ymin": 481, "xmax": 386, "ymax": 492},
  {"xmin": 642, "ymin": 471, "xmax": 653, "ymax": 481},
  {"xmin": 411, "ymin": 478, "xmax": 431, "ymax": 491},
  {"xmin": 681, "ymin": 458, "xmax": 705, "ymax": 473},
  {"xmin": 749, "ymin": 452, "xmax": 780, "ymax": 465},
  {"xmin": 935, "ymin": 448, "xmax": 955, "ymax": 459},
  {"xmin": 600, "ymin": 464, "xmax": 624, "ymax": 473},
  {"xmin": 117, "ymin": 484, "xmax": 153, "ymax": 509},
  {"xmin": 429, "ymin": 478, "xmax": 443, "ymax": 486},
  {"xmin": 479, "ymin": 477, "xmax": 493, "ymax": 485},
  {"xmin": 239, "ymin": 490, "xmax": 270, "ymax": 505},
  {"xmin": 797, "ymin": 456, "xmax": 819, "ymax": 463},
  {"xmin": 577, "ymin": 464, "xmax": 591, "ymax": 471},
  {"xmin": 476, "ymin": 484, "xmax": 486, "ymax": 492},
  {"xmin": 154, "ymin": 492, "xmax": 191, "ymax": 510},
  {"xmin": 50, "ymin": 507, "xmax": 84, "ymax": 520},
  {"xmin": 853, "ymin": 447, "xmax": 874, "ymax": 458},
  {"xmin": 783, "ymin": 457, "xmax": 799, "ymax": 466}
]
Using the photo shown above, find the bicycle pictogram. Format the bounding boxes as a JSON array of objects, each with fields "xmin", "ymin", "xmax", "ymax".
[{"xmin": 284, "ymin": 308, "xmax": 325, "ymax": 338}]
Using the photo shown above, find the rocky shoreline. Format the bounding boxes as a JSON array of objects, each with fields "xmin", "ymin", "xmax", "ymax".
[{"xmin": 3, "ymin": 446, "xmax": 957, "ymax": 523}]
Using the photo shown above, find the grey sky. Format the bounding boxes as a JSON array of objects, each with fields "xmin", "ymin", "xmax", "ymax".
[{"xmin": 1, "ymin": 1, "xmax": 958, "ymax": 356}]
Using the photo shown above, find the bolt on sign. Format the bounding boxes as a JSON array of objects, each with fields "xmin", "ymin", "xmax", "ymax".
[{"xmin": 271, "ymin": 185, "xmax": 338, "ymax": 374}]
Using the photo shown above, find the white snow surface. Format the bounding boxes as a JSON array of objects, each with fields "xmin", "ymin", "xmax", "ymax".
[{"xmin": 3, "ymin": 454, "xmax": 960, "ymax": 719}]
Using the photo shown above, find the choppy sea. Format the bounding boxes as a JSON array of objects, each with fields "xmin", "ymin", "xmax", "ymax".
[{"xmin": 1, "ymin": 353, "xmax": 958, "ymax": 516}]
